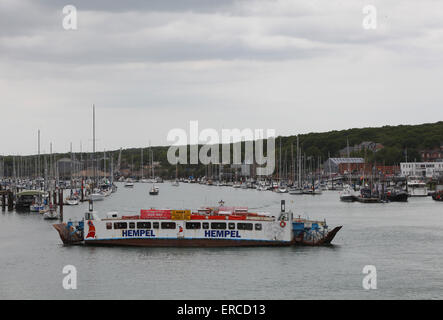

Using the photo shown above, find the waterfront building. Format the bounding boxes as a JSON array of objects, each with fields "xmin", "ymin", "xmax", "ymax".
[
  {"xmin": 339, "ymin": 141, "xmax": 384, "ymax": 157},
  {"xmin": 323, "ymin": 158, "xmax": 365, "ymax": 174},
  {"xmin": 400, "ymin": 162, "xmax": 443, "ymax": 178},
  {"xmin": 420, "ymin": 143, "xmax": 443, "ymax": 162}
]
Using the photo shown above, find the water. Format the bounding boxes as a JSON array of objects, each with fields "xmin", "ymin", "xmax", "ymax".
[{"xmin": 1, "ymin": 182, "xmax": 442, "ymax": 299}]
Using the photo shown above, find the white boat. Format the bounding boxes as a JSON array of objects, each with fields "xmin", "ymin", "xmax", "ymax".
[
  {"xmin": 289, "ymin": 188, "xmax": 304, "ymax": 195},
  {"xmin": 277, "ymin": 187, "xmax": 288, "ymax": 193},
  {"xmin": 88, "ymin": 193, "xmax": 104, "ymax": 201},
  {"xmin": 65, "ymin": 198, "xmax": 79, "ymax": 205},
  {"xmin": 44, "ymin": 208, "xmax": 59, "ymax": 220},
  {"xmin": 407, "ymin": 179, "xmax": 428, "ymax": 197},
  {"xmin": 30, "ymin": 203, "xmax": 46, "ymax": 212},
  {"xmin": 149, "ymin": 185, "xmax": 159, "ymax": 195},
  {"xmin": 65, "ymin": 193, "xmax": 80, "ymax": 205},
  {"xmin": 171, "ymin": 180, "xmax": 179, "ymax": 187},
  {"xmin": 303, "ymin": 187, "xmax": 323, "ymax": 195},
  {"xmin": 339, "ymin": 186, "xmax": 357, "ymax": 202},
  {"xmin": 124, "ymin": 181, "xmax": 134, "ymax": 188}
]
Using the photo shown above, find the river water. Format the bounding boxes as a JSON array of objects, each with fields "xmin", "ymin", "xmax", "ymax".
[{"xmin": 1, "ymin": 182, "xmax": 442, "ymax": 299}]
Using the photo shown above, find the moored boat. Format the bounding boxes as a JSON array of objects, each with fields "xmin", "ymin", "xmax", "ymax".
[
  {"xmin": 149, "ymin": 184, "xmax": 159, "ymax": 195},
  {"xmin": 339, "ymin": 187, "xmax": 357, "ymax": 202},
  {"xmin": 407, "ymin": 179, "xmax": 428, "ymax": 197},
  {"xmin": 386, "ymin": 189, "xmax": 408, "ymax": 202},
  {"xmin": 432, "ymin": 190, "xmax": 443, "ymax": 201}
]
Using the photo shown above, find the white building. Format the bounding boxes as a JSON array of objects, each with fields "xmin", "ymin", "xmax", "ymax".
[{"xmin": 400, "ymin": 162, "xmax": 443, "ymax": 178}]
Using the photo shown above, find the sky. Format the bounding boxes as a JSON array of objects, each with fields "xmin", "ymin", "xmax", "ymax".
[{"xmin": 1, "ymin": 0, "xmax": 442, "ymax": 155}]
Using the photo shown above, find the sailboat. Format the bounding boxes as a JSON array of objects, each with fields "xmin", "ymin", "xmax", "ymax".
[
  {"xmin": 340, "ymin": 138, "xmax": 357, "ymax": 202},
  {"xmin": 289, "ymin": 136, "xmax": 304, "ymax": 195},
  {"xmin": 124, "ymin": 178, "xmax": 135, "ymax": 188},
  {"xmin": 148, "ymin": 146, "xmax": 159, "ymax": 195},
  {"xmin": 171, "ymin": 160, "xmax": 179, "ymax": 186}
]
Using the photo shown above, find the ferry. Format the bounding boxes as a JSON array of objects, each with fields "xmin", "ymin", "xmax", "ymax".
[{"xmin": 53, "ymin": 201, "xmax": 341, "ymax": 247}]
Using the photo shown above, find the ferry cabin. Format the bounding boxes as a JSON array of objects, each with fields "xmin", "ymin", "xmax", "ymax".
[{"xmin": 83, "ymin": 210, "xmax": 293, "ymax": 247}]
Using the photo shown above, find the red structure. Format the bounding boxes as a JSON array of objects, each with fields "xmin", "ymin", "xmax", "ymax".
[
  {"xmin": 420, "ymin": 145, "xmax": 443, "ymax": 162},
  {"xmin": 338, "ymin": 163, "xmax": 400, "ymax": 175}
]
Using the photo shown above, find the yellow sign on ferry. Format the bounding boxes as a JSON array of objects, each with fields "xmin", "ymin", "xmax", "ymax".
[{"xmin": 171, "ymin": 210, "xmax": 191, "ymax": 220}]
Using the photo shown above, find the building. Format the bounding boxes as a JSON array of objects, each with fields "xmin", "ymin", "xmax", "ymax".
[
  {"xmin": 323, "ymin": 158, "xmax": 365, "ymax": 174},
  {"xmin": 420, "ymin": 143, "xmax": 443, "ymax": 162},
  {"xmin": 337, "ymin": 164, "xmax": 400, "ymax": 176},
  {"xmin": 339, "ymin": 141, "xmax": 384, "ymax": 157},
  {"xmin": 400, "ymin": 162, "xmax": 443, "ymax": 178}
]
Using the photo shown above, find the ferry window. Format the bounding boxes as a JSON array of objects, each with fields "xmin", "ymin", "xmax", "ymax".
[
  {"xmin": 114, "ymin": 222, "xmax": 127, "ymax": 229},
  {"xmin": 211, "ymin": 222, "xmax": 226, "ymax": 230},
  {"xmin": 228, "ymin": 223, "xmax": 235, "ymax": 230},
  {"xmin": 161, "ymin": 222, "xmax": 176, "ymax": 229},
  {"xmin": 153, "ymin": 222, "xmax": 159, "ymax": 229},
  {"xmin": 186, "ymin": 222, "xmax": 201, "ymax": 229},
  {"xmin": 129, "ymin": 222, "xmax": 135, "ymax": 229},
  {"xmin": 137, "ymin": 222, "xmax": 151, "ymax": 229},
  {"xmin": 106, "ymin": 222, "xmax": 112, "ymax": 230},
  {"xmin": 237, "ymin": 223, "xmax": 253, "ymax": 231},
  {"xmin": 202, "ymin": 222, "xmax": 209, "ymax": 229},
  {"xmin": 255, "ymin": 223, "xmax": 262, "ymax": 231}
]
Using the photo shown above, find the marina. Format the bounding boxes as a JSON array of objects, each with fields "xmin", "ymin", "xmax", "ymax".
[
  {"xmin": 1, "ymin": 182, "xmax": 442, "ymax": 299},
  {"xmin": 2, "ymin": 0, "xmax": 443, "ymax": 304}
]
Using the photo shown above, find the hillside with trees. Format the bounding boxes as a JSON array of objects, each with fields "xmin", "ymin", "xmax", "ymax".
[{"xmin": 1, "ymin": 121, "xmax": 442, "ymax": 178}]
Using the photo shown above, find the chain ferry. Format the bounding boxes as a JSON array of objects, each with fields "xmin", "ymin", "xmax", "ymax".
[{"xmin": 53, "ymin": 201, "xmax": 341, "ymax": 247}]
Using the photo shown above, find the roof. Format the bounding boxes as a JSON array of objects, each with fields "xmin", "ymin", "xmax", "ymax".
[{"xmin": 328, "ymin": 158, "xmax": 364, "ymax": 164}]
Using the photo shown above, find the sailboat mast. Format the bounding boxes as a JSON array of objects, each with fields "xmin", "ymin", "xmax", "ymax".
[
  {"xmin": 92, "ymin": 104, "xmax": 97, "ymax": 188},
  {"xmin": 347, "ymin": 138, "xmax": 351, "ymax": 185},
  {"xmin": 141, "ymin": 148, "xmax": 144, "ymax": 179}
]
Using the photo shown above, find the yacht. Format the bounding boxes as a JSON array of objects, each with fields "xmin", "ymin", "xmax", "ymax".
[{"xmin": 407, "ymin": 179, "xmax": 428, "ymax": 197}]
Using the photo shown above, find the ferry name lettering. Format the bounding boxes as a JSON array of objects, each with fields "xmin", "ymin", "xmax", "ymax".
[
  {"xmin": 122, "ymin": 229, "xmax": 155, "ymax": 237},
  {"xmin": 204, "ymin": 230, "xmax": 241, "ymax": 238}
]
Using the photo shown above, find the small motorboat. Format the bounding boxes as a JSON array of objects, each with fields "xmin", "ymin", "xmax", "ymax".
[
  {"xmin": 30, "ymin": 203, "xmax": 46, "ymax": 212},
  {"xmin": 171, "ymin": 180, "xmax": 179, "ymax": 187},
  {"xmin": 386, "ymin": 189, "xmax": 408, "ymax": 202},
  {"xmin": 303, "ymin": 186, "xmax": 323, "ymax": 195},
  {"xmin": 277, "ymin": 186, "xmax": 288, "ymax": 193},
  {"xmin": 65, "ymin": 193, "xmax": 80, "ymax": 205},
  {"xmin": 124, "ymin": 181, "xmax": 134, "ymax": 188},
  {"xmin": 149, "ymin": 185, "xmax": 159, "ymax": 195},
  {"xmin": 432, "ymin": 190, "xmax": 443, "ymax": 201},
  {"xmin": 87, "ymin": 191, "xmax": 104, "ymax": 201},
  {"xmin": 44, "ymin": 210, "xmax": 59, "ymax": 220},
  {"xmin": 289, "ymin": 188, "xmax": 304, "ymax": 195},
  {"xmin": 43, "ymin": 205, "xmax": 59, "ymax": 220},
  {"xmin": 339, "ymin": 187, "xmax": 357, "ymax": 202}
]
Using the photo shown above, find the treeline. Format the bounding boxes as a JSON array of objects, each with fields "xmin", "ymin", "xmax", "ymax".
[{"xmin": 1, "ymin": 121, "xmax": 442, "ymax": 178}]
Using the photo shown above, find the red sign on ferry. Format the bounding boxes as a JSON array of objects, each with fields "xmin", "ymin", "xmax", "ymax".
[{"xmin": 140, "ymin": 209, "xmax": 171, "ymax": 219}]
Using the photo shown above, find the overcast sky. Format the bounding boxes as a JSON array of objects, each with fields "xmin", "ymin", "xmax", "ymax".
[{"xmin": 1, "ymin": 0, "xmax": 442, "ymax": 155}]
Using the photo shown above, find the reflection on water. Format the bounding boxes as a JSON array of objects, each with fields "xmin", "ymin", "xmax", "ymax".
[{"xmin": 1, "ymin": 182, "xmax": 442, "ymax": 299}]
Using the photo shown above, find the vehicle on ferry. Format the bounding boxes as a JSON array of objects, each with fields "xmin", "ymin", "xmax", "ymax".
[{"xmin": 53, "ymin": 201, "xmax": 341, "ymax": 247}]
